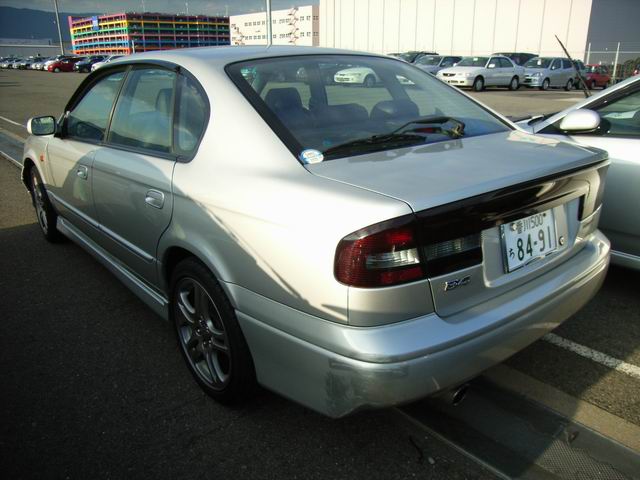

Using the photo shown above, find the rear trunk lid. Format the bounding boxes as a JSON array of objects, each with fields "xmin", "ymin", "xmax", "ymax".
[
  {"xmin": 308, "ymin": 131, "xmax": 609, "ymax": 317},
  {"xmin": 307, "ymin": 131, "xmax": 604, "ymax": 212}
]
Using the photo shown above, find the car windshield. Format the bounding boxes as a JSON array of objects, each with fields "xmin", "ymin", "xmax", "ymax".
[
  {"xmin": 586, "ymin": 66, "xmax": 601, "ymax": 73},
  {"xmin": 399, "ymin": 52, "xmax": 418, "ymax": 62},
  {"xmin": 525, "ymin": 58, "xmax": 552, "ymax": 68},
  {"xmin": 417, "ymin": 56, "xmax": 442, "ymax": 66},
  {"xmin": 227, "ymin": 55, "xmax": 509, "ymax": 162},
  {"xmin": 456, "ymin": 57, "xmax": 488, "ymax": 67}
]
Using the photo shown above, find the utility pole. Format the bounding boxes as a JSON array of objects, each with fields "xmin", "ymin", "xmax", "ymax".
[
  {"xmin": 266, "ymin": 0, "xmax": 272, "ymax": 46},
  {"xmin": 52, "ymin": 0, "xmax": 64, "ymax": 54}
]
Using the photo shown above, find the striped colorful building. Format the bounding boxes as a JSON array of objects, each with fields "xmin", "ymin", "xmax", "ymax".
[{"xmin": 69, "ymin": 12, "xmax": 230, "ymax": 56}]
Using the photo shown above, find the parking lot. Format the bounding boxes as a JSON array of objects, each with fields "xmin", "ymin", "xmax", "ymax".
[{"xmin": 1, "ymin": 68, "xmax": 639, "ymax": 479}]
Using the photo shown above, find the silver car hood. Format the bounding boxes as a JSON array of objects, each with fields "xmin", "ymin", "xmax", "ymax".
[{"xmin": 307, "ymin": 131, "xmax": 606, "ymax": 213}]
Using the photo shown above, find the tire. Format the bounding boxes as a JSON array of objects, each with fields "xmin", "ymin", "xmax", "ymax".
[
  {"xmin": 564, "ymin": 79, "xmax": 573, "ymax": 91},
  {"xmin": 472, "ymin": 76, "xmax": 484, "ymax": 92},
  {"xmin": 54, "ymin": 67, "xmax": 60, "ymax": 73},
  {"xmin": 170, "ymin": 257, "xmax": 257, "ymax": 405},
  {"xmin": 29, "ymin": 167, "xmax": 64, "ymax": 242},
  {"xmin": 508, "ymin": 76, "xmax": 519, "ymax": 91},
  {"xmin": 539, "ymin": 78, "xmax": 550, "ymax": 91},
  {"xmin": 363, "ymin": 74, "xmax": 375, "ymax": 88}
]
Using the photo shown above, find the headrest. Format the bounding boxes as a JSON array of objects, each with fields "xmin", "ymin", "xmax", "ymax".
[
  {"xmin": 370, "ymin": 99, "xmax": 420, "ymax": 121},
  {"xmin": 264, "ymin": 87, "xmax": 303, "ymax": 112}
]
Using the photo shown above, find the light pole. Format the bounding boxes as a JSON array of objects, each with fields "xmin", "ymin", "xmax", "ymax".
[
  {"xmin": 53, "ymin": 0, "xmax": 64, "ymax": 54},
  {"xmin": 266, "ymin": 0, "xmax": 273, "ymax": 46}
]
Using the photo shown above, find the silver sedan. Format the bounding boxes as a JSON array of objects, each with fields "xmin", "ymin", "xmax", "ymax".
[
  {"xmin": 22, "ymin": 46, "xmax": 609, "ymax": 417},
  {"xmin": 520, "ymin": 75, "xmax": 640, "ymax": 269},
  {"xmin": 437, "ymin": 55, "xmax": 525, "ymax": 91}
]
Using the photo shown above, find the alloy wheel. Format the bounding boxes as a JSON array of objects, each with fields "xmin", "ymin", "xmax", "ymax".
[
  {"xmin": 31, "ymin": 170, "xmax": 48, "ymax": 234},
  {"xmin": 175, "ymin": 277, "xmax": 231, "ymax": 390}
]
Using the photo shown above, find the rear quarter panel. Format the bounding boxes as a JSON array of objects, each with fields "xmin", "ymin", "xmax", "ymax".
[{"xmin": 157, "ymin": 67, "xmax": 411, "ymax": 324}]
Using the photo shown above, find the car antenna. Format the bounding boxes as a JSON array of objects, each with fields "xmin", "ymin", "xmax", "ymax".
[{"xmin": 555, "ymin": 35, "xmax": 590, "ymax": 99}]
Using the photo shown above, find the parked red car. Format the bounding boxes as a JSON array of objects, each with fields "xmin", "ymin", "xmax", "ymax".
[
  {"xmin": 584, "ymin": 64, "xmax": 611, "ymax": 89},
  {"xmin": 47, "ymin": 57, "xmax": 84, "ymax": 73}
]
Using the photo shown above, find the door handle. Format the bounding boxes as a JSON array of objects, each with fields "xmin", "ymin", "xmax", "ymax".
[
  {"xmin": 76, "ymin": 165, "xmax": 88, "ymax": 180},
  {"xmin": 145, "ymin": 189, "xmax": 165, "ymax": 209}
]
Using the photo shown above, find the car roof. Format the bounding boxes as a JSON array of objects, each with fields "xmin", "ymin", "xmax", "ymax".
[{"xmin": 110, "ymin": 46, "xmax": 387, "ymax": 71}]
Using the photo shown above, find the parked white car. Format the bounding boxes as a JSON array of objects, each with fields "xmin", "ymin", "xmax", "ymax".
[
  {"xmin": 520, "ymin": 75, "xmax": 640, "ymax": 269},
  {"xmin": 334, "ymin": 66, "xmax": 379, "ymax": 87},
  {"xmin": 91, "ymin": 55, "xmax": 124, "ymax": 72},
  {"xmin": 437, "ymin": 56, "xmax": 525, "ymax": 91}
]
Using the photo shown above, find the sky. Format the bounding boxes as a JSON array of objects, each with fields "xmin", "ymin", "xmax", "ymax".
[{"xmin": 0, "ymin": 0, "xmax": 317, "ymax": 16}]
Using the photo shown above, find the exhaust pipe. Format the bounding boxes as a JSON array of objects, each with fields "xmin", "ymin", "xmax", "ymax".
[{"xmin": 440, "ymin": 383, "xmax": 469, "ymax": 406}]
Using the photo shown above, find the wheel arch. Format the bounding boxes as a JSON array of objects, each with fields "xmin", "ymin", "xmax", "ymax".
[
  {"xmin": 21, "ymin": 158, "xmax": 36, "ymax": 192},
  {"xmin": 159, "ymin": 243, "xmax": 238, "ymax": 309}
]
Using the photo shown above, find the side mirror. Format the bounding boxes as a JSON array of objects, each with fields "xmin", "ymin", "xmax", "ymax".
[
  {"xmin": 488, "ymin": 63, "xmax": 496, "ymax": 69},
  {"xmin": 27, "ymin": 116, "xmax": 56, "ymax": 136},
  {"xmin": 558, "ymin": 109, "xmax": 601, "ymax": 133}
]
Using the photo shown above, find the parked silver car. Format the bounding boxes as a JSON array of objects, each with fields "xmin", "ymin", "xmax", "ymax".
[
  {"xmin": 437, "ymin": 55, "xmax": 525, "ymax": 91},
  {"xmin": 523, "ymin": 57, "xmax": 576, "ymax": 90},
  {"xmin": 414, "ymin": 55, "xmax": 462, "ymax": 75},
  {"xmin": 22, "ymin": 46, "xmax": 609, "ymax": 418},
  {"xmin": 520, "ymin": 75, "xmax": 640, "ymax": 269}
]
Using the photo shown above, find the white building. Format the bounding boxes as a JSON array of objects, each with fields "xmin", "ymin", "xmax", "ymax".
[
  {"xmin": 230, "ymin": 5, "xmax": 320, "ymax": 46},
  {"xmin": 319, "ymin": 0, "xmax": 640, "ymax": 61}
]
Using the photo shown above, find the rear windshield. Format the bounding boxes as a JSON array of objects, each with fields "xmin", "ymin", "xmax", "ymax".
[
  {"xmin": 525, "ymin": 58, "xmax": 552, "ymax": 68},
  {"xmin": 457, "ymin": 57, "xmax": 488, "ymax": 67},
  {"xmin": 226, "ymin": 55, "xmax": 510, "ymax": 161}
]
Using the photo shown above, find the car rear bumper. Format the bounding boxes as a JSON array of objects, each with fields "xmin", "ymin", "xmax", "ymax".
[{"xmin": 236, "ymin": 231, "xmax": 609, "ymax": 418}]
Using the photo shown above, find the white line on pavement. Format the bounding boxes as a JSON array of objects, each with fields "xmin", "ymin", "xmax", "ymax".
[
  {"xmin": 0, "ymin": 149, "xmax": 22, "ymax": 168},
  {"xmin": 543, "ymin": 333, "xmax": 640, "ymax": 380},
  {"xmin": 0, "ymin": 115, "xmax": 25, "ymax": 128}
]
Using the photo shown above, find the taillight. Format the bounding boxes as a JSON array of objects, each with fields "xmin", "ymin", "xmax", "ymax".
[{"xmin": 335, "ymin": 216, "xmax": 425, "ymax": 288}]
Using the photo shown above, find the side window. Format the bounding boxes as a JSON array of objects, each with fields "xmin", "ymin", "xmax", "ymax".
[
  {"xmin": 551, "ymin": 59, "xmax": 561, "ymax": 70},
  {"xmin": 488, "ymin": 57, "xmax": 498, "ymax": 68},
  {"xmin": 108, "ymin": 68, "xmax": 177, "ymax": 154},
  {"xmin": 66, "ymin": 70, "xmax": 125, "ymax": 142},
  {"xmin": 499, "ymin": 58, "xmax": 512, "ymax": 68},
  {"xmin": 592, "ymin": 89, "xmax": 640, "ymax": 137},
  {"xmin": 175, "ymin": 75, "xmax": 208, "ymax": 156}
]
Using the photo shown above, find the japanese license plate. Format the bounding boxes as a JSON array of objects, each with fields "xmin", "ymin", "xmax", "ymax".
[{"xmin": 501, "ymin": 210, "xmax": 558, "ymax": 272}]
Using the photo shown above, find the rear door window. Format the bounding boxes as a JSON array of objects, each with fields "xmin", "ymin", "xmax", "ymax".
[
  {"xmin": 175, "ymin": 75, "xmax": 208, "ymax": 156},
  {"xmin": 107, "ymin": 68, "xmax": 177, "ymax": 154}
]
